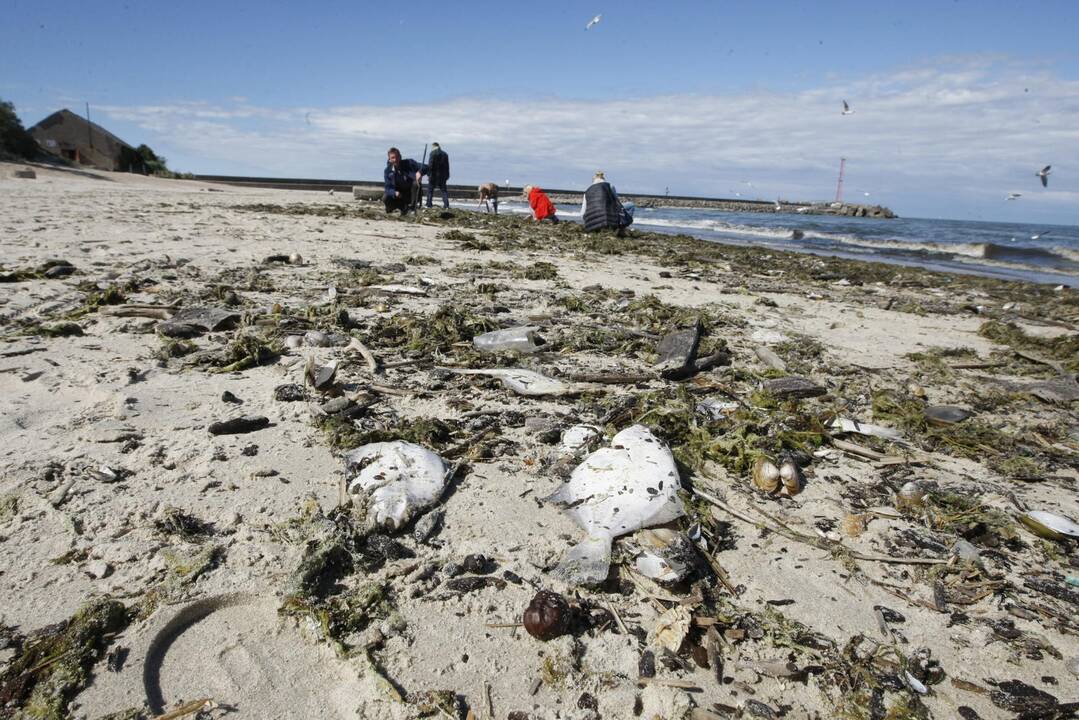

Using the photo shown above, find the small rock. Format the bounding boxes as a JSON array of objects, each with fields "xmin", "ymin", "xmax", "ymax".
[
  {"xmin": 924, "ymin": 405, "xmax": 971, "ymax": 425},
  {"xmin": 84, "ymin": 560, "xmax": 112, "ymax": 579},
  {"xmin": 208, "ymin": 415, "xmax": 270, "ymax": 435},
  {"xmin": 43, "ymin": 264, "xmax": 75, "ymax": 278},
  {"xmin": 654, "ymin": 320, "xmax": 701, "ymax": 380},
  {"xmin": 221, "ymin": 390, "xmax": 242, "ymax": 404},
  {"xmin": 951, "ymin": 539, "xmax": 982, "ymax": 564},
  {"xmin": 319, "ymin": 397, "xmax": 353, "ymax": 415},
  {"xmin": 273, "ymin": 383, "xmax": 306, "ymax": 402},
  {"xmin": 462, "ymin": 554, "xmax": 495, "ymax": 574}
]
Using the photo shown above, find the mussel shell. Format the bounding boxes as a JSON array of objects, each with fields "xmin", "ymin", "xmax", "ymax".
[
  {"xmin": 924, "ymin": 405, "xmax": 971, "ymax": 426},
  {"xmin": 779, "ymin": 458, "xmax": 803, "ymax": 496},
  {"xmin": 1020, "ymin": 510, "xmax": 1079, "ymax": 540},
  {"xmin": 896, "ymin": 481, "xmax": 926, "ymax": 509},
  {"xmin": 753, "ymin": 456, "xmax": 781, "ymax": 493}
]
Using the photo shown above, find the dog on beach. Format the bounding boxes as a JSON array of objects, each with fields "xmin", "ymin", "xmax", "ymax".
[{"xmin": 478, "ymin": 182, "xmax": 499, "ymax": 214}]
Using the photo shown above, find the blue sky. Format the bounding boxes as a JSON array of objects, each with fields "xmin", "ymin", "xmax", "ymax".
[{"xmin": 2, "ymin": 0, "xmax": 1077, "ymax": 223}]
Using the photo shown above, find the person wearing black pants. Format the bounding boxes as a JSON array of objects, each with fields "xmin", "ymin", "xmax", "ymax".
[
  {"xmin": 383, "ymin": 147, "xmax": 428, "ymax": 215},
  {"xmin": 426, "ymin": 142, "xmax": 450, "ymax": 209}
]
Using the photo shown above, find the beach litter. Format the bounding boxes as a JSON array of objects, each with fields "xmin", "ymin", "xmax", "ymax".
[
  {"xmin": 548, "ymin": 424, "xmax": 685, "ymax": 585},
  {"xmin": 443, "ymin": 367, "xmax": 598, "ymax": 397},
  {"xmin": 344, "ymin": 441, "xmax": 451, "ymax": 530},
  {"xmin": 472, "ymin": 326, "xmax": 546, "ymax": 354}
]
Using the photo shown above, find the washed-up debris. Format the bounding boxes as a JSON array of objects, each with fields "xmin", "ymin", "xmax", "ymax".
[
  {"xmin": 87, "ymin": 465, "xmax": 122, "ymax": 483},
  {"xmin": 221, "ymin": 390, "xmax": 242, "ymax": 404},
  {"xmin": 924, "ymin": 405, "xmax": 972, "ymax": 425},
  {"xmin": 989, "ymin": 679, "xmax": 1063, "ymax": 715},
  {"xmin": 549, "ymin": 425, "xmax": 684, "ymax": 585},
  {"xmin": 1020, "ymin": 510, "xmax": 1079, "ymax": 540},
  {"xmin": 304, "ymin": 330, "xmax": 342, "ymax": 347},
  {"xmin": 473, "ymin": 326, "xmax": 546, "ymax": 354},
  {"xmin": 413, "ymin": 509, "xmax": 444, "ymax": 544},
  {"xmin": 1023, "ymin": 374, "xmax": 1079, "ymax": 404},
  {"xmin": 695, "ymin": 398, "xmax": 739, "ymax": 421},
  {"xmin": 634, "ymin": 527, "xmax": 696, "ymax": 582},
  {"xmin": 779, "ymin": 456, "xmax": 804, "ymax": 495},
  {"xmin": 366, "ymin": 284, "xmax": 426, "ymax": 296},
  {"xmin": 208, "ymin": 415, "xmax": 270, "ymax": 435},
  {"xmin": 754, "ymin": 345, "xmax": 787, "ymax": 371},
  {"xmin": 761, "ymin": 375, "xmax": 826, "ymax": 399},
  {"xmin": 560, "ymin": 424, "xmax": 601, "ymax": 456},
  {"xmin": 344, "ymin": 441, "xmax": 450, "ymax": 530},
  {"xmin": 444, "ymin": 367, "xmax": 598, "ymax": 397},
  {"xmin": 157, "ymin": 306, "xmax": 240, "ymax": 338},
  {"xmin": 654, "ymin": 320, "xmax": 701, "ymax": 379},
  {"xmin": 829, "ymin": 417, "xmax": 907, "ymax": 445},
  {"xmin": 305, "ymin": 358, "xmax": 338, "ymax": 391},
  {"xmin": 649, "ymin": 605, "xmax": 692, "ymax": 652},
  {"xmin": 274, "ymin": 383, "xmax": 306, "ymax": 401}
]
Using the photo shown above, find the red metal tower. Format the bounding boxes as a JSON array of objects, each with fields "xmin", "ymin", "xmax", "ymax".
[{"xmin": 835, "ymin": 157, "xmax": 846, "ymax": 203}]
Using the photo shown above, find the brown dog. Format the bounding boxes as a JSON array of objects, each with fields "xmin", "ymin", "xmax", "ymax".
[{"xmin": 478, "ymin": 182, "xmax": 499, "ymax": 214}]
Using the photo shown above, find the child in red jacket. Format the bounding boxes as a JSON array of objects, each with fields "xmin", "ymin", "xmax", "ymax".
[{"xmin": 523, "ymin": 185, "xmax": 559, "ymax": 223}]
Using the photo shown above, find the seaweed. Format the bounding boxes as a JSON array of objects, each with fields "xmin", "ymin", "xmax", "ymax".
[
  {"xmin": 518, "ymin": 261, "xmax": 559, "ymax": 280},
  {"xmin": 364, "ymin": 304, "xmax": 497, "ymax": 355},
  {"xmin": 153, "ymin": 506, "xmax": 213, "ymax": 541},
  {"xmin": 979, "ymin": 320, "xmax": 1079, "ymax": 372},
  {"xmin": 317, "ymin": 416, "xmax": 456, "ymax": 452},
  {"xmin": 0, "ymin": 598, "xmax": 130, "ymax": 720}
]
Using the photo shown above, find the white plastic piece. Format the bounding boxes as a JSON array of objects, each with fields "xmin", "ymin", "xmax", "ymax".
[
  {"xmin": 549, "ymin": 425, "xmax": 684, "ymax": 585},
  {"xmin": 444, "ymin": 367, "xmax": 573, "ymax": 396},
  {"xmin": 830, "ymin": 417, "xmax": 908, "ymax": 445},
  {"xmin": 473, "ymin": 326, "xmax": 545, "ymax": 354},
  {"xmin": 344, "ymin": 442, "xmax": 450, "ymax": 530},
  {"xmin": 560, "ymin": 424, "xmax": 601, "ymax": 456}
]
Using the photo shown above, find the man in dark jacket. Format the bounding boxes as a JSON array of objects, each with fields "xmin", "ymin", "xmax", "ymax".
[
  {"xmin": 426, "ymin": 142, "xmax": 450, "ymax": 209},
  {"xmin": 581, "ymin": 171, "xmax": 634, "ymax": 235},
  {"xmin": 383, "ymin": 147, "xmax": 428, "ymax": 215}
]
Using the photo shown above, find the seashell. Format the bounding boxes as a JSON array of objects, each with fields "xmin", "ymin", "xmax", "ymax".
[
  {"xmin": 284, "ymin": 335, "xmax": 303, "ymax": 350},
  {"xmin": 924, "ymin": 405, "xmax": 971, "ymax": 426},
  {"xmin": 841, "ymin": 513, "xmax": 867, "ymax": 537},
  {"xmin": 908, "ymin": 383, "xmax": 927, "ymax": 399},
  {"xmin": 523, "ymin": 590, "xmax": 571, "ymax": 641},
  {"xmin": 779, "ymin": 456, "xmax": 803, "ymax": 496},
  {"xmin": 304, "ymin": 330, "xmax": 332, "ymax": 347},
  {"xmin": 752, "ymin": 456, "xmax": 781, "ymax": 493},
  {"xmin": 304, "ymin": 358, "xmax": 338, "ymax": 390},
  {"xmin": 1020, "ymin": 510, "xmax": 1079, "ymax": 541},
  {"xmin": 896, "ymin": 481, "xmax": 926, "ymax": 510},
  {"xmin": 288, "ymin": 253, "xmax": 303, "ymax": 265}
]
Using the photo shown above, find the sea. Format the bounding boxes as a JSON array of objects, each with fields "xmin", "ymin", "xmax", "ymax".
[{"xmin": 498, "ymin": 202, "xmax": 1079, "ymax": 286}]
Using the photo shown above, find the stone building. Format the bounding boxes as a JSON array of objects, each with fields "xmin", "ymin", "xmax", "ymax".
[{"xmin": 30, "ymin": 108, "xmax": 135, "ymax": 171}]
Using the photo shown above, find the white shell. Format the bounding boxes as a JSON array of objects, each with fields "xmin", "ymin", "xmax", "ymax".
[
  {"xmin": 284, "ymin": 335, "xmax": 304, "ymax": 350},
  {"xmin": 1022, "ymin": 510, "xmax": 1079, "ymax": 539},
  {"xmin": 549, "ymin": 425, "xmax": 684, "ymax": 585},
  {"xmin": 304, "ymin": 330, "xmax": 332, "ymax": 347},
  {"xmin": 344, "ymin": 442, "xmax": 449, "ymax": 530}
]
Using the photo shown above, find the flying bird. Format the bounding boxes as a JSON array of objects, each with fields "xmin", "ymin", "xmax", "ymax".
[
  {"xmin": 1030, "ymin": 231, "xmax": 1050, "ymax": 241},
  {"xmin": 586, "ymin": 14, "xmax": 602, "ymax": 30},
  {"xmin": 1036, "ymin": 165, "xmax": 1051, "ymax": 187},
  {"xmin": 841, "ymin": 100, "xmax": 854, "ymax": 115},
  {"xmin": 1006, "ymin": 192, "xmax": 1021, "ymax": 201}
]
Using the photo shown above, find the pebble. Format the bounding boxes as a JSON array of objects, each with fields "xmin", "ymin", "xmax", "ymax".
[{"xmin": 83, "ymin": 560, "xmax": 112, "ymax": 580}]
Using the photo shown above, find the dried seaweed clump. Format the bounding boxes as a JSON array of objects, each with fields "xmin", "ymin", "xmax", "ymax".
[
  {"xmin": 365, "ymin": 304, "xmax": 497, "ymax": 355},
  {"xmin": 0, "ymin": 598, "xmax": 130, "ymax": 720},
  {"xmin": 317, "ymin": 415, "xmax": 456, "ymax": 452},
  {"xmin": 153, "ymin": 506, "xmax": 213, "ymax": 541},
  {"xmin": 517, "ymin": 261, "xmax": 559, "ymax": 280},
  {"xmin": 978, "ymin": 320, "xmax": 1079, "ymax": 373}
]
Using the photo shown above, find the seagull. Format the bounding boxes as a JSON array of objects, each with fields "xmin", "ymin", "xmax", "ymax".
[
  {"xmin": 1036, "ymin": 165, "xmax": 1051, "ymax": 187},
  {"xmin": 1006, "ymin": 192, "xmax": 1021, "ymax": 201},
  {"xmin": 1030, "ymin": 231, "xmax": 1050, "ymax": 241},
  {"xmin": 841, "ymin": 100, "xmax": 854, "ymax": 115},
  {"xmin": 586, "ymin": 14, "xmax": 602, "ymax": 30}
]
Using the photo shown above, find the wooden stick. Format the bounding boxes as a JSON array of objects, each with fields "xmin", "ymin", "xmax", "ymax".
[{"xmin": 831, "ymin": 438, "xmax": 887, "ymax": 460}]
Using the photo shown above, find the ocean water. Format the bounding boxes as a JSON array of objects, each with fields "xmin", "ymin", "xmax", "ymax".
[{"xmin": 498, "ymin": 202, "xmax": 1079, "ymax": 286}]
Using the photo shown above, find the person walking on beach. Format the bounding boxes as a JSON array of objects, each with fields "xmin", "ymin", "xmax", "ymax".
[
  {"xmin": 426, "ymin": 142, "xmax": 450, "ymax": 209},
  {"xmin": 581, "ymin": 171, "xmax": 634, "ymax": 235},
  {"xmin": 383, "ymin": 147, "xmax": 428, "ymax": 215},
  {"xmin": 524, "ymin": 185, "xmax": 559, "ymax": 223},
  {"xmin": 478, "ymin": 182, "xmax": 499, "ymax": 214}
]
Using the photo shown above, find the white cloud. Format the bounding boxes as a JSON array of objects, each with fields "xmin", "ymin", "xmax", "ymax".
[{"xmin": 95, "ymin": 55, "xmax": 1078, "ymax": 221}]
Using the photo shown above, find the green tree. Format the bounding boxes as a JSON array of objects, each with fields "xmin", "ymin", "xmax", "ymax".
[
  {"xmin": 0, "ymin": 99, "xmax": 38, "ymax": 160},
  {"xmin": 136, "ymin": 143, "xmax": 169, "ymax": 174}
]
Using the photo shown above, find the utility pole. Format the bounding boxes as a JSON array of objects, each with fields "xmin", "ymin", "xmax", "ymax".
[
  {"xmin": 834, "ymin": 157, "xmax": 846, "ymax": 203},
  {"xmin": 85, "ymin": 102, "xmax": 93, "ymax": 150}
]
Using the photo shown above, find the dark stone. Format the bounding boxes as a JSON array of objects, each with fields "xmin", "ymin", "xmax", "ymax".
[
  {"xmin": 743, "ymin": 700, "xmax": 778, "ymax": 719},
  {"xmin": 169, "ymin": 306, "xmax": 241, "ymax": 333},
  {"xmin": 156, "ymin": 321, "xmax": 202, "ymax": 338},
  {"xmin": 43, "ymin": 264, "xmax": 75, "ymax": 278},
  {"xmin": 319, "ymin": 397, "xmax": 353, "ymax": 415},
  {"xmin": 762, "ymin": 375, "xmax": 826, "ymax": 399},
  {"xmin": 462, "ymin": 553, "xmax": 495, "ymax": 574},
  {"xmin": 208, "ymin": 415, "xmax": 270, "ymax": 435},
  {"xmin": 221, "ymin": 390, "xmax": 242, "ymax": 404},
  {"xmin": 654, "ymin": 319, "xmax": 702, "ymax": 379},
  {"xmin": 638, "ymin": 649, "xmax": 656, "ymax": 678},
  {"xmin": 502, "ymin": 570, "xmax": 523, "ymax": 585},
  {"xmin": 658, "ymin": 271, "xmax": 672, "ymax": 278},
  {"xmin": 273, "ymin": 383, "xmax": 306, "ymax": 402},
  {"xmin": 577, "ymin": 693, "xmax": 598, "ymax": 711},
  {"xmin": 958, "ymin": 707, "xmax": 982, "ymax": 720},
  {"xmin": 241, "ymin": 444, "xmax": 258, "ymax": 456},
  {"xmin": 362, "ymin": 534, "xmax": 414, "ymax": 564},
  {"xmin": 989, "ymin": 679, "xmax": 1058, "ymax": 714},
  {"xmin": 333, "ymin": 257, "xmax": 372, "ymax": 270}
]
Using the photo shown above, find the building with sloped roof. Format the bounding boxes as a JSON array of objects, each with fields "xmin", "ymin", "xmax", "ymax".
[{"xmin": 30, "ymin": 108, "xmax": 135, "ymax": 171}]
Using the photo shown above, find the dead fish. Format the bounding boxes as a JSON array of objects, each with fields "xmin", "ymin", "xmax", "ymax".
[
  {"xmin": 548, "ymin": 425, "xmax": 684, "ymax": 585},
  {"xmin": 752, "ymin": 456, "xmax": 781, "ymax": 493},
  {"xmin": 344, "ymin": 441, "xmax": 450, "ymax": 530}
]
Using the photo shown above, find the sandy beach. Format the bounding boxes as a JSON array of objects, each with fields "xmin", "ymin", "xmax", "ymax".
[{"xmin": 1, "ymin": 162, "xmax": 1076, "ymax": 720}]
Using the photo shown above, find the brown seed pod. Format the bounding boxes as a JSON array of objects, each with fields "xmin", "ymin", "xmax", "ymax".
[
  {"xmin": 752, "ymin": 456, "xmax": 781, "ymax": 493},
  {"xmin": 523, "ymin": 590, "xmax": 571, "ymax": 641},
  {"xmin": 779, "ymin": 457, "xmax": 804, "ymax": 496}
]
